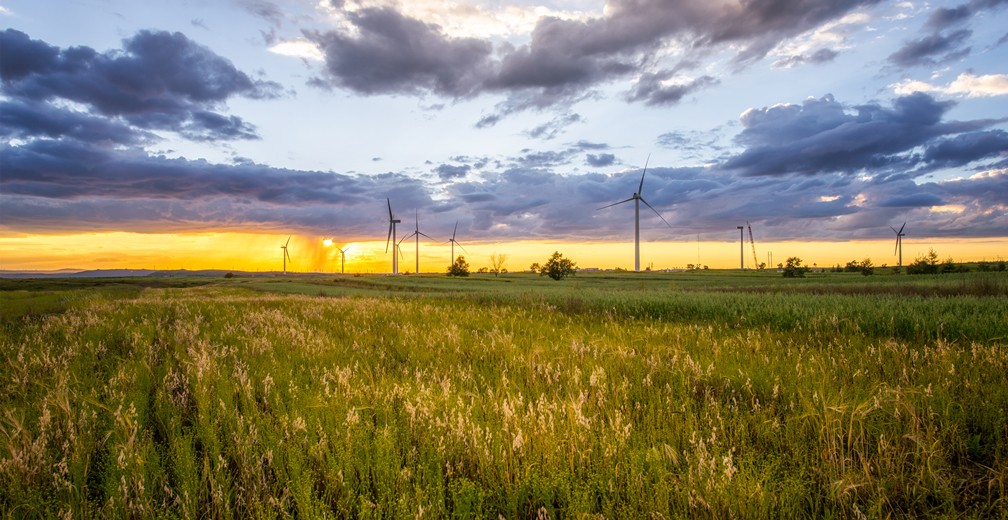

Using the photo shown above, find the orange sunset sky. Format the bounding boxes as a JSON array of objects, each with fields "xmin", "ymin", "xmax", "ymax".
[{"xmin": 2, "ymin": 232, "xmax": 1004, "ymax": 274}]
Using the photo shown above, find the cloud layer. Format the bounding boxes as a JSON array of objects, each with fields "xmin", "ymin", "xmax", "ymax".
[
  {"xmin": 305, "ymin": 0, "xmax": 881, "ymax": 125},
  {"xmin": 2, "ymin": 0, "xmax": 1007, "ymax": 249}
]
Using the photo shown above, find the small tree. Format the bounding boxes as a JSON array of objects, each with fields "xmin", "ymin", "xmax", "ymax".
[
  {"xmin": 489, "ymin": 253, "xmax": 509, "ymax": 277},
  {"xmin": 858, "ymin": 258, "xmax": 874, "ymax": 276},
  {"xmin": 447, "ymin": 256, "xmax": 470, "ymax": 277},
  {"xmin": 907, "ymin": 249, "xmax": 939, "ymax": 275},
  {"xmin": 529, "ymin": 262, "xmax": 541, "ymax": 273},
  {"xmin": 540, "ymin": 251, "xmax": 577, "ymax": 280},
  {"xmin": 782, "ymin": 257, "xmax": 809, "ymax": 278}
]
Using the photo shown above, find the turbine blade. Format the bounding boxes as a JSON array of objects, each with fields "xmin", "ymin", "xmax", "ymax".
[
  {"xmin": 456, "ymin": 241, "xmax": 467, "ymax": 253},
  {"xmin": 417, "ymin": 232, "xmax": 435, "ymax": 240},
  {"xmin": 639, "ymin": 197, "xmax": 673, "ymax": 228},
  {"xmin": 637, "ymin": 153, "xmax": 651, "ymax": 195},
  {"xmin": 452, "ymin": 221, "xmax": 458, "ymax": 241},
  {"xmin": 386, "ymin": 222, "xmax": 393, "ymax": 253},
  {"xmin": 387, "ymin": 198, "xmax": 393, "ymax": 219},
  {"xmin": 898, "ymin": 222, "xmax": 906, "ymax": 234},
  {"xmin": 285, "ymin": 235, "xmax": 291, "ymax": 247},
  {"xmin": 890, "ymin": 225, "xmax": 898, "ymax": 233},
  {"xmin": 598, "ymin": 197, "xmax": 635, "ymax": 210},
  {"xmin": 415, "ymin": 209, "xmax": 419, "ymax": 231}
]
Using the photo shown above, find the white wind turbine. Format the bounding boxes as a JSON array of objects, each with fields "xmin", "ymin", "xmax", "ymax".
[
  {"xmin": 400, "ymin": 209, "xmax": 434, "ymax": 274},
  {"xmin": 280, "ymin": 236, "xmax": 291, "ymax": 274},
  {"xmin": 386, "ymin": 198, "xmax": 401, "ymax": 274},
  {"xmin": 598, "ymin": 154, "xmax": 673, "ymax": 271},
  {"xmin": 891, "ymin": 222, "xmax": 906, "ymax": 269},
  {"xmin": 337, "ymin": 246, "xmax": 349, "ymax": 274},
  {"xmin": 448, "ymin": 221, "xmax": 467, "ymax": 262}
]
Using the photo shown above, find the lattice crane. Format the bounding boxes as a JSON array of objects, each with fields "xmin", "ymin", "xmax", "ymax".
[{"xmin": 747, "ymin": 221, "xmax": 759, "ymax": 269}]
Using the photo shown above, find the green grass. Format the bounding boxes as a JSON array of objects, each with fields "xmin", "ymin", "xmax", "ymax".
[{"xmin": 1, "ymin": 271, "xmax": 1006, "ymax": 517}]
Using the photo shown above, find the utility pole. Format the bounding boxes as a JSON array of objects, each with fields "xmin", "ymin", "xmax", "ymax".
[{"xmin": 737, "ymin": 226, "xmax": 745, "ymax": 270}]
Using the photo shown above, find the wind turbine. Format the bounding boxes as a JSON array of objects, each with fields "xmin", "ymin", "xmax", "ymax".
[
  {"xmin": 597, "ymin": 154, "xmax": 673, "ymax": 272},
  {"xmin": 337, "ymin": 246, "xmax": 349, "ymax": 274},
  {"xmin": 395, "ymin": 234, "xmax": 408, "ymax": 273},
  {"xmin": 890, "ymin": 222, "xmax": 906, "ymax": 268},
  {"xmin": 448, "ymin": 221, "xmax": 467, "ymax": 262},
  {"xmin": 400, "ymin": 209, "xmax": 435, "ymax": 274},
  {"xmin": 280, "ymin": 236, "xmax": 291, "ymax": 274},
  {"xmin": 385, "ymin": 198, "xmax": 401, "ymax": 274}
]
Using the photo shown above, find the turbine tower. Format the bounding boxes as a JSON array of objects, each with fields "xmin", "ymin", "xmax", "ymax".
[
  {"xmin": 448, "ymin": 221, "xmax": 467, "ymax": 262},
  {"xmin": 280, "ymin": 236, "xmax": 291, "ymax": 274},
  {"xmin": 891, "ymin": 222, "xmax": 906, "ymax": 269},
  {"xmin": 401, "ymin": 209, "xmax": 434, "ymax": 274},
  {"xmin": 598, "ymin": 154, "xmax": 673, "ymax": 272},
  {"xmin": 737, "ymin": 226, "xmax": 744, "ymax": 270},
  {"xmin": 386, "ymin": 198, "xmax": 401, "ymax": 274}
]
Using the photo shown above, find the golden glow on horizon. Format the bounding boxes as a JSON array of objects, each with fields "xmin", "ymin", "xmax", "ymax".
[
  {"xmin": 1, "ymin": 231, "xmax": 1006, "ymax": 273},
  {"xmin": 930, "ymin": 204, "xmax": 966, "ymax": 214}
]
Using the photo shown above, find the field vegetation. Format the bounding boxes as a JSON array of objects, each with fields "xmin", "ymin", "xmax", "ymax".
[{"xmin": 1, "ymin": 270, "xmax": 1006, "ymax": 517}]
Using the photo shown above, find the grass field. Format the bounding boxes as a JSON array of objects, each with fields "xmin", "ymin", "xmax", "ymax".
[{"xmin": 1, "ymin": 270, "xmax": 1006, "ymax": 517}]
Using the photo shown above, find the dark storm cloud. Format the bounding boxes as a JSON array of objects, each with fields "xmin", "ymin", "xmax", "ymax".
[
  {"xmin": 0, "ymin": 99, "xmax": 150, "ymax": 145},
  {"xmin": 527, "ymin": 112, "xmax": 582, "ymax": 140},
  {"xmin": 586, "ymin": 153, "xmax": 616, "ymax": 167},
  {"xmin": 306, "ymin": 7, "xmax": 492, "ymax": 97},
  {"xmin": 0, "ymin": 139, "xmax": 432, "ymax": 234},
  {"xmin": 925, "ymin": 5, "xmax": 973, "ymax": 30},
  {"xmin": 927, "ymin": 0, "xmax": 1008, "ymax": 30},
  {"xmin": 308, "ymin": 0, "xmax": 879, "ymax": 120},
  {"xmin": 887, "ymin": 29, "xmax": 972, "ymax": 68},
  {"xmin": 773, "ymin": 48, "xmax": 838, "ymax": 69},
  {"xmin": 434, "ymin": 163, "xmax": 471, "ymax": 180},
  {"xmin": 890, "ymin": 0, "xmax": 1008, "ymax": 69},
  {"xmin": 0, "ymin": 29, "xmax": 280, "ymax": 142},
  {"xmin": 625, "ymin": 73, "xmax": 718, "ymax": 106},
  {"xmin": 876, "ymin": 193, "xmax": 945, "ymax": 208},
  {"xmin": 719, "ymin": 93, "xmax": 974, "ymax": 178},
  {"xmin": 922, "ymin": 130, "xmax": 1008, "ymax": 169},
  {"xmin": 238, "ymin": 0, "xmax": 287, "ymax": 27}
]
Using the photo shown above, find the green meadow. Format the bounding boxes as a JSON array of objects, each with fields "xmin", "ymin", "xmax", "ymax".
[{"xmin": 1, "ymin": 270, "xmax": 1006, "ymax": 517}]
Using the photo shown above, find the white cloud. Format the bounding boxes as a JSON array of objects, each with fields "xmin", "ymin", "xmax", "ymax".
[
  {"xmin": 891, "ymin": 73, "xmax": 1008, "ymax": 97},
  {"xmin": 268, "ymin": 39, "xmax": 324, "ymax": 61},
  {"xmin": 947, "ymin": 73, "xmax": 1008, "ymax": 97},
  {"xmin": 316, "ymin": 0, "xmax": 596, "ymax": 40}
]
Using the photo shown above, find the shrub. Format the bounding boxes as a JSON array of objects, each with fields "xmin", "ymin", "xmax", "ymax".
[
  {"xmin": 907, "ymin": 249, "xmax": 939, "ymax": 275},
  {"xmin": 859, "ymin": 258, "xmax": 874, "ymax": 276},
  {"xmin": 782, "ymin": 257, "xmax": 809, "ymax": 278},
  {"xmin": 540, "ymin": 251, "xmax": 577, "ymax": 280},
  {"xmin": 447, "ymin": 256, "xmax": 470, "ymax": 277}
]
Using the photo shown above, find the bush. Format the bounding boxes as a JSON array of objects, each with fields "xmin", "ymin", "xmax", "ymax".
[
  {"xmin": 540, "ymin": 251, "xmax": 577, "ymax": 280},
  {"xmin": 907, "ymin": 249, "xmax": 939, "ymax": 275},
  {"xmin": 859, "ymin": 259, "xmax": 874, "ymax": 276},
  {"xmin": 782, "ymin": 257, "xmax": 809, "ymax": 278},
  {"xmin": 447, "ymin": 256, "xmax": 470, "ymax": 277}
]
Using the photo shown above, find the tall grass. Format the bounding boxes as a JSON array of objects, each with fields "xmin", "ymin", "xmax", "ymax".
[{"xmin": 1, "ymin": 279, "xmax": 1006, "ymax": 517}]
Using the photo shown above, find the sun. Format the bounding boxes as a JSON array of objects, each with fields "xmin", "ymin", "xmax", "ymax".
[{"xmin": 323, "ymin": 238, "xmax": 333, "ymax": 247}]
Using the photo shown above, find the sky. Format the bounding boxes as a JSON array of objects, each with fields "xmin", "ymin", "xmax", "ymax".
[{"xmin": 1, "ymin": 0, "xmax": 1007, "ymax": 273}]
